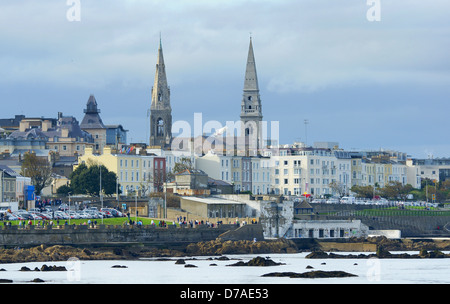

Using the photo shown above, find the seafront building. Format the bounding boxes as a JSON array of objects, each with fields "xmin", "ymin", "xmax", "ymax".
[
  {"xmin": 77, "ymin": 146, "xmax": 166, "ymax": 196},
  {"xmin": 268, "ymin": 143, "xmax": 352, "ymax": 197},
  {"xmin": 195, "ymin": 151, "xmax": 271, "ymax": 195}
]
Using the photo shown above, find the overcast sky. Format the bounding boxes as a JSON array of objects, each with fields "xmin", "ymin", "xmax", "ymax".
[{"xmin": 1, "ymin": 0, "xmax": 449, "ymax": 158}]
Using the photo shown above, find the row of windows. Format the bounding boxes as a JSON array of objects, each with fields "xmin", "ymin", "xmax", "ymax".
[
  {"xmin": 275, "ymin": 178, "xmax": 339, "ymax": 185},
  {"xmin": 47, "ymin": 145, "xmax": 86, "ymax": 151},
  {"xmin": 221, "ymin": 159, "xmax": 270, "ymax": 169},
  {"xmin": 225, "ymin": 171, "xmax": 271, "ymax": 182},
  {"xmin": 120, "ymin": 170, "xmax": 165, "ymax": 183},
  {"xmin": 119, "ymin": 159, "xmax": 165, "ymax": 169}
]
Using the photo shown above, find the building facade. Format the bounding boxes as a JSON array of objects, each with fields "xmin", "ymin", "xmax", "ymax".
[
  {"xmin": 271, "ymin": 146, "xmax": 352, "ymax": 197},
  {"xmin": 195, "ymin": 152, "xmax": 271, "ymax": 195},
  {"xmin": 1, "ymin": 113, "xmax": 94, "ymax": 157},
  {"xmin": 77, "ymin": 146, "xmax": 166, "ymax": 196}
]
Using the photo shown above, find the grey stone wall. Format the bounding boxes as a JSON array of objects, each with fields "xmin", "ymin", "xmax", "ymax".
[{"xmin": 0, "ymin": 224, "xmax": 264, "ymax": 248}]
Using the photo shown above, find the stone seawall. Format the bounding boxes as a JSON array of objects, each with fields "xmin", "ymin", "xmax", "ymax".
[{"xmin": 0, "ymin": 224, "xmax": 264, "ymax": 248}]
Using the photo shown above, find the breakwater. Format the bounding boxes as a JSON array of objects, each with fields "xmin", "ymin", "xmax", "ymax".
[{"xmin": 0, "ymin": 224, "xmax": 265, "ymax": 249}]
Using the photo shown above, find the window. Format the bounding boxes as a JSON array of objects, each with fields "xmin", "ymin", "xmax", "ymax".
[
  {"xmin": 284, "ymin": 160, "xmax": 288, "ymax": 166},
  {"xmin": 284, "ymin": 179, "xmax": 288, "ymax": 184}
]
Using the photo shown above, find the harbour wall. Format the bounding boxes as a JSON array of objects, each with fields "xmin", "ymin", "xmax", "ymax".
[{"xmin": 0, "ymin": 224, "xmax": 265, "ymax": 249}]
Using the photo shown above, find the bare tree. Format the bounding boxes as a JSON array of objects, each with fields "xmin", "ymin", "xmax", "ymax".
[
  {"xmin": 329, "ymin": 181, "xmax": 346, "ymax": 197},
  {"xmin": 20, "ymin": 152, "xmax": 53, "ymax": 195}
]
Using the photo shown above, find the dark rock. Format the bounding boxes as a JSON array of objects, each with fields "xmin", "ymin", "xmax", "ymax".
[
  {"xmin": 227, "ymin": 256, "xmax": 285, "ymax": 267},
  {"xmin": 306, "ymin": 265, "xmax": 314, "ymax": 269},
  {"xmin": 262, "ymin": 270, "xmax": 358, "ymax": 279},
  {"xmin": 82, "ymin": 248, "xmax": 92, "ymax": 256},
  {"xmin": 261, "ymin": 272, "xmax": 298, "ymax": 277},
  {"xmin": 0, "ymin": 279, "xmax": 13, "ymax": 283},
  {"xmin": 40, "ymin": 264, "xmax": 66, "ymax": 271},
  {"xmin": 31, "ymin": 278, "xmax": 45, "ymax": 283},
  {"xmin": 20, "ymin": 266, "xmax": 32, "ymax": 271},
  {"xmin": 215, "ymin": 256, "xmax": 230, "ymax": 261},
  {"xmin": 209, "ymin": 263, "xmax": 218, "ymax": 266},
  {"xmin": 305, "ymin": 251, "xmax": 330, "ymax": 259},
  {"xmin": 175, "ymin": 259, "xmax": 186, "ymax": 265},
  {"xmin": 111, "ymin": 265, "xmax": 128, "ymax": 268},
  {"xmin": 184, "ymin": 264, "xmax": 198, "ymax": 268}
]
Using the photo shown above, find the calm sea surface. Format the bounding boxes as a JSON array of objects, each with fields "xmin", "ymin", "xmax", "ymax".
[{"xmin": 1, "ymin": 252, "xmax": 449, "ymax": 284}]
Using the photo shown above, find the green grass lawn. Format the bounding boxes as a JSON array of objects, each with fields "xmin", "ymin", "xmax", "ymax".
[
  {"xmin": 354, "ymin": 208, "xmax": 450, "ymax": 217},
  {"xmin": 3, "ymin": 217, "xmax": 175, "ymax": 227}
]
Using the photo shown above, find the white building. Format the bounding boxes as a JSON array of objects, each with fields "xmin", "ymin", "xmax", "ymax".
[
  {"xmin": 195, "ymin": 152, "xmax": 272, "ymax": 195},
  {"xmin": 289, "ymin": 219, "xmax": 369, "ymax": 239},
  {"xmin": 270, "ymin": 146, "xmax": 352, "ymax": 198},
  {"xmin": 406, "ymin": 158, "xmax": 450, "ymax": 188}
]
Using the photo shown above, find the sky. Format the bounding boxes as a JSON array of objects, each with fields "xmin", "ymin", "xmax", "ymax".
[{"xmin": 1, "ymin": 0, "xmax": 450, "ymax": 159}]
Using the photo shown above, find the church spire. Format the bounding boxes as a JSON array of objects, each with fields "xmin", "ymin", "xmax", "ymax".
[
  {"xmin": 150, "ymin": 37, "xmax": 172, "ymax": 148},
  {"xmin": 243, "ymin": 37, "xmax": 259, "ymax": 92},
  {"xmin": 151, "ymin": 38, "xmax": 170, "ymax": 110},
  {"xmin": 240, "ymin": 37, "xmax": 263, "ymax": 155}
]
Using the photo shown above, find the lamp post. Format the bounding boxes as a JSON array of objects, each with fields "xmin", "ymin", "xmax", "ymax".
[
  {"xmin": 68, "ymin": 192, "xmax": 71, "ymax": 225},
  {"xmin": 100, "ymin": 165, "xmax": 103, "ymax": 224}
]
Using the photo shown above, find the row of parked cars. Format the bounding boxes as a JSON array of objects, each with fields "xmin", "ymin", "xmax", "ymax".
[{"xmin": 2, "ymin": 207, "xmax": 124, "ymax": 221}]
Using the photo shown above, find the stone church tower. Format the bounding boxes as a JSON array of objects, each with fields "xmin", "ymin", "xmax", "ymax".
[
  {"xmin": 149, "ymin": 39, "xmax": 172, "ymax": 148},
  {"xmin": 240, "ymin": 37, "xmax": 263, "ymax": 154}
]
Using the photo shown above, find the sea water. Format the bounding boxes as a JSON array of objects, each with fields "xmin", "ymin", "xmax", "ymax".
[{"xmin": 1, "ymin": 252, "xmax": 449, "ymax": 284}]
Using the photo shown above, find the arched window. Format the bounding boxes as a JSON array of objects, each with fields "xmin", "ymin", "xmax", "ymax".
[{"xmin": 157, "ymin": 118, "xmax": 164, "ymax": 137}]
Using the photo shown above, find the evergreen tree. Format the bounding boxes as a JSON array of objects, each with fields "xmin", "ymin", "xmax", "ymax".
[{"xmin": 70, "ymin": 163, "xmax": 119, "ymax": 196}]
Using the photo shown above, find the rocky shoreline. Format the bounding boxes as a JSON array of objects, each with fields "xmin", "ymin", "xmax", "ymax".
[{"xmin": 0, "ymin": 237, "xmax": 449, "ymax": 264}]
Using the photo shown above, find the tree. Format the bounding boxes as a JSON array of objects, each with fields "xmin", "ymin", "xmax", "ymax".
[
  {"xmin": 56, "ymin": 185, "xmax": 72, "ymax": 196},
  {"xmin": 70, "ymin": 163, "xmax": 119, "ymax": 197},
  {"xmin": 20, "ymin": 152, "xmax": 53, "ymax": 195},
  {"xmin": 379, "ymin": 181, "xmax": 414, "ymax": 201},
  {"xmin": 329, "ymin": 181, "xmax": 346, "ymax": 197},
  {"xmin": 172, "ymin": 157, "xmax": 193, "ymax": 174},
  {"xmin": 350, "ymin": 185, "xmax": 374, "ymax": 199}
]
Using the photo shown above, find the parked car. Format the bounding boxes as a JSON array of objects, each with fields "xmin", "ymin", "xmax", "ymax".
[
  {"xmin": 13, "ymin": 212, "xmax": 32, "ymax": 220},
  {"xmin": 58, "ymin": 204, "xmax": 69, "ymax": 211},
  {"xmin": 54, "ymin": 211, "xmax": 69, "ymax": 220},
  {"xmin": 67, "ymin": 211, "xmax": 80, "ymax": 219},
  {"xmin": 29, "ymin": 213, "xmax": 43, "ymax": 220},
  {"xmin": 33, "ymin": 212, "xmax": 51, "ymax": 220},
  {"xmin": 5, "ymin": 213, "xmax": 19, "ymax": 221},
  {"xmin": 101, "ymin": 208, "xmax": 123, "ymax": 217},
  {"xmin": 326, "ymin": 198, "xmax": 340, "ymax": 204}
]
